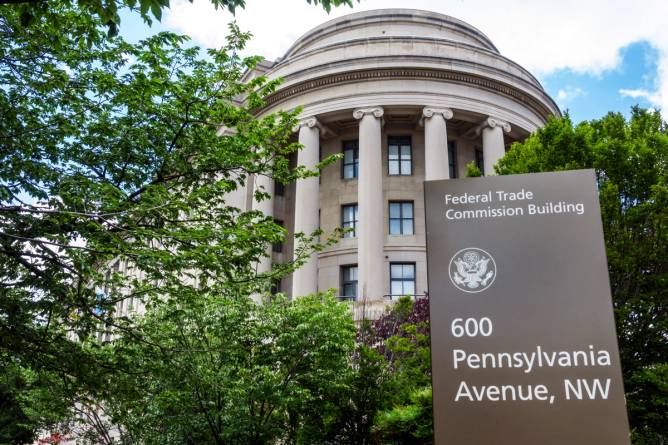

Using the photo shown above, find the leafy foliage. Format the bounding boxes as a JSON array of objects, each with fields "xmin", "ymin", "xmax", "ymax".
[
  {"xmin": 6, "ymin": 0, "xmax": 357, "ymax": 36},
  {"xmin": 369, "ymin": 298, "xmax": 432, "ymax": 443},
  {"xmin": 497, "ymin": 108, "xmax": 668, "ymax": 443},
  {"xmin": 104, "ymin": 293, "xmax": 355, "ymax": 444},
  {"xmin": 465, "ymin": 160, "xmax": 482, "ymax": 177},
  {"xmin": 0, "ymin": 0, "xmax": 344, "ymax": 438},
  {"xmin": 373, "ymin": 387, "xmax": 433, "ymax": 445}
]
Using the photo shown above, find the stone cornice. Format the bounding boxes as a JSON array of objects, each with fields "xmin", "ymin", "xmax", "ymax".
[
  {"xmin": 352, "ymin": 107, "xmax": 385, "ymax": 119},
  {"xmin": 273, "ymin": 37, "xmax": 531, "ymax": 86},
  {"xmin": 257, "ymin": 68, "xmax": 557, "ymax": 123}
]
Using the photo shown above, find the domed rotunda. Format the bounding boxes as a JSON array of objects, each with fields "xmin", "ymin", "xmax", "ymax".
[{"xmin": 241, "ymin": 9, "xmax": 560, "ymax": 313}]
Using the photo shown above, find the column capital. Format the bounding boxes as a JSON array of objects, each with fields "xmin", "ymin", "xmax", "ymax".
[
  {"xmin": 422, "ymin": 107, "xmax": 453, "ymax": 120},
  {"xmin": 481, "ymin": 116, "xmax": 510, "ymax": 133},
  {"xmin": 353, "ymin": 107, "xmax": 384, "ymax": 120},
  {"xmin": 474, "ymin": 117, "xmax": 511, "ymax": 136},
  {"xmin": 298, "ymin": 116, "xmax": 319, "ymax": 129}
]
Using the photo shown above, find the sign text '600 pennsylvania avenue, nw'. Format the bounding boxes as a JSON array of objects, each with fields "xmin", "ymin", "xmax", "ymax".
[{"xmin": 424, "ymin": 170, "xmax": 630, "ymax": 445}]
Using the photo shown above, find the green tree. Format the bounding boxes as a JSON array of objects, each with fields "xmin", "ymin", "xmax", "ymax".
[
  {"xmin": 370, "ymin": 297, "xmax": 433, "ymax": 444},
  {"xmin": 103, "ymin": 293, "xmax": 355, "ymax": 444},
  {"xmin": 496, "ymin": 108, "xmax": 668, "ymax": 444},
  {"xmin": 0, "ymin": 0, "xmax": 346, "ymax": 438},
  {"xmin": 3, "ymin": 0, "xmax": 355, "ymax": 36}
]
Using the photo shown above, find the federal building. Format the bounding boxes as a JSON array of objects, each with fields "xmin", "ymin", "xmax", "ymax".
[{"xmin": 209, "ymin": 9, "xmax": 559, "ymax": 314}]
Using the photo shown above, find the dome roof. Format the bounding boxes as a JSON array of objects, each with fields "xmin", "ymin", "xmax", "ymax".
[
  {"xmin": 282, "ymin": 9, "xmax": 500, "ymax": 60},
  {"xmin": 256, "ymin": 9, "xmax": 560, "ymax": 129}
]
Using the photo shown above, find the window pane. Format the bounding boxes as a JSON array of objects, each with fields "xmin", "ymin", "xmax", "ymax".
[
  {"xmin": 389, "ymin": 145, "xmax": 399, "ymax": 159},
  {"xmin": 344, "ymin": 164, "xmax": 354, "ymax": 178},
  {"xmin": 400, "ymin": 145, "xmax": 411, "ymax": 158},
  {"xmin": 353, "ymin": 163, "xmax": 358, "ymax": 178},
  {"xmin": 401, "ymin": 160, "xmax": 411, "ymax": 175},
  {"xmin": 342, "ymin": 265, "xmax": 358, "ymax": 299},
  {"xmin": 389, "ymin": 161, "xmax": 399, "ymax": 175},
  {"xmin": 391, "ymin": 281, "xmax": 403, "ymax": 296},
  {"xmin": 344, "ymin": 149, "xmax": 353, "ymax": 163},
  {"xmin": 402, "ymin": 202, "xmax": 413, "ymax": 218},
  {"xmin": 343, "ymin": 207, "xmax": 352, "ymax": 221},
  {"xmin": 403, "ymin": 264, "xmax": 415, "ymax": 279},
  {"xmin": 404, "ymin": 219, "xmax": 414, "ymax": 235},
  {"xmin": 404, "ymin": 281, "xmax": 415, "ymax": 296},
  {"xmin": 389, "ymin": 219, "xmax": 401, "ymax": 235},
  {"xmin": 391, "ymin": 264, "xmax": 402, "ymax": 278},
  {"xmin": 389, "ymin": 203, "xmax": 400, "ymax": 218}
]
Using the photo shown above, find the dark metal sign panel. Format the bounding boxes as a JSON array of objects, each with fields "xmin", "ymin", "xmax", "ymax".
[{"xmin": 424, "ymin": 170, "xmax": 630, "ymax": 445}]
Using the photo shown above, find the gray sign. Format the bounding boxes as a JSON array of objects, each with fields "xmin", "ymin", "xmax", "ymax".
[{"xmin": 425, "ymin": 170, "xmax": 630, "ymax": 444}]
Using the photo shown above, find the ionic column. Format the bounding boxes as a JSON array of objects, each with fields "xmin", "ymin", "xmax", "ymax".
[
  {"xmin": 353, "ymin": 107, "xmax": 384, "ymax": 301},
  {"xmin": 252, "ymin": 172, "xmax": 274, "ymax": 275},
  {"xmin": 481, "ymin": 117, "xmax": 511, "ymax": 175},
  {"xmin": 292, "ymin": 117, "xmax": 320, "ymax": 297},
  {"xmin": 422, "ymin": 107, "xmax": 454, "ymax": 180}
]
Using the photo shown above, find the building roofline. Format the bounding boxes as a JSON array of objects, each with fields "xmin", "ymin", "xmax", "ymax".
[{"xmin": 281, "ymin": 8, "xmax": 500, "ymax": 60}]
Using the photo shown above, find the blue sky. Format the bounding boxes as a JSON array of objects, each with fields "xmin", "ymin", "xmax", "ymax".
[
  {"xmin": 119, "ymin": 0, "xmax": 667, "ymax": 124},
  {"xmin": 541, "ymin": 42, "xmax": 660, "ymax": 123}
]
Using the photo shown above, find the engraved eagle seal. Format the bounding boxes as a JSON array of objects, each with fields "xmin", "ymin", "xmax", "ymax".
[{"xmin": 449, "ymin": 248, "xmax": 496, "ymax": 293}]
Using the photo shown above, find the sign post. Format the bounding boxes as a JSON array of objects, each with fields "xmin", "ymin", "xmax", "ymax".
[{"xmin": 425, "ymin": 170, "xmax": 630, "ymax": 444}]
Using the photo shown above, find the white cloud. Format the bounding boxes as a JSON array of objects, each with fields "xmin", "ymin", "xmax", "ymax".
[
  {"xmin": 619, "ymin": 88, "xmax": 658, "ymax": 101},
  {"xmin": 556, "ymin": 87, "xmax": 585, "ymax": 104},
  {"xmin": 164, "ymin": 0, "xmax": 668, "ymax": 112}
]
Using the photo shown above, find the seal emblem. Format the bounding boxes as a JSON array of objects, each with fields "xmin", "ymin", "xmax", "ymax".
[{"xmin": 449, "ymin": 248, "xmax": 496, "ymax": 293}]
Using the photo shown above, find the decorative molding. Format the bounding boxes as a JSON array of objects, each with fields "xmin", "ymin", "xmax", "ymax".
[
  {"xmin": 257, "ymin": 68, "xmax": 555, "ymax": 123},
  {"xmin": 352, "ymin": 107, "xmax": 385, "ymax": 120},
  {"xmin": 293, "ymin": 116, "xmax": 337, "ymax": 138},
  {"xmin": 422, "ymin": 107, "xmax": 454, "ymax": 120},
  {"xmin": 484, "ymin": 117, "xmax": 511, "ymax": 133},
  {"xmin": 469, "ymin": 117, "xmax": 511, "ymax": 137},
  {"xmin": 300, "ymin": 116, "xmax": 319, "ymax": 128},
  {"xmin": 293, "ymin": 116, "xmax": 319, "ymax": 133},
  {"xmin": 420, "ymin": 107, "xmax": 453, "ymax": 126}
]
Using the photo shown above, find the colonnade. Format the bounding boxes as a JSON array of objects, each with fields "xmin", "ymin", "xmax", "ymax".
[{"xmin": 281, "ymin": 107, "xmax": 511, "ymax": 299}]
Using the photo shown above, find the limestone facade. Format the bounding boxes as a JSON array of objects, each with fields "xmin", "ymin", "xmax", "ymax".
[{"xmin": 244, "ymin": 9, "xmax": 559, "ymax": 313}]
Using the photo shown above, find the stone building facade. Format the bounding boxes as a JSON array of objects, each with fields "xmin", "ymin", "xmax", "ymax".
[{"xmin": 236, "ymin": 9, "xmax": 560, "ymax": 312}]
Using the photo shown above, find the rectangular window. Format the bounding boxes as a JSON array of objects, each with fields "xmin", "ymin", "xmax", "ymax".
[
  {"xmin": 272, "ymin": 219, "xmax": 284, "ymax": 253},
  {"xmin": 340, "ymin": 265, "xmax": 358, "ymax": 301},
  {"xmin": 341, "ymin": 204, "xmax": 358, "ymax": 238},
  {"xmin": 448, "ymin": 141, "xmax": 458, "ymax": 179},
  {"xmin": 389, "ymin": 201, "xmax": 414, "ymax": 235},
  {"xmin": 388, "ymin": 136, "xmax": 412, "ymax": 175},
  {"xmin": 390, "ymin": 263, "xmax": 416, "ymax": 298},
  {"xmin": 475, "ymin": 148, "xmax": 484, "ymax": 175},
  {"xmin": 342, "ymin": 140, "xmax": 359, "ymax": 179}
]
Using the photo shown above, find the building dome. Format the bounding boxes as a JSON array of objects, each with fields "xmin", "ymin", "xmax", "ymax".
[
  {"xmin": 255, "ymin": 9, "xmax": 559, "ymax": 132},
  {"xmin": 246, "ymin": 9, "xmax": 560, "ymax": 315}
]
